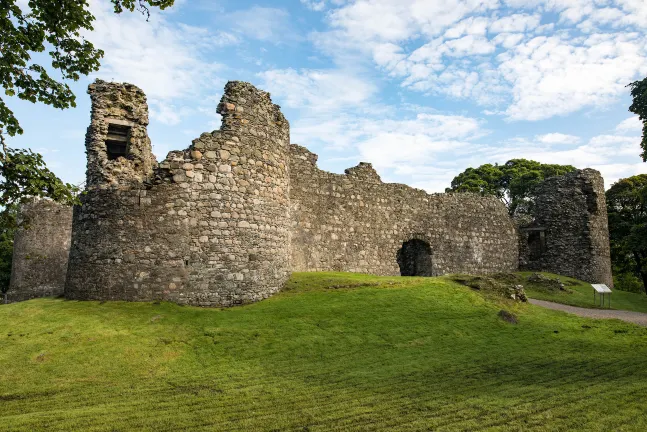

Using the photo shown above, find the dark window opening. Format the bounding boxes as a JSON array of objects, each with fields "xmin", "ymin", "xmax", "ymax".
[
  {"xmin": 527, "ymin": 230, "xmax": 546, "ymax": 260},
  {"xmin": 106, "ymin": 123, "xmax": 131, "ymax": 160},
  {"xmin": 397, "ymin": 239, "xmax": 433, "ymax": 277}
]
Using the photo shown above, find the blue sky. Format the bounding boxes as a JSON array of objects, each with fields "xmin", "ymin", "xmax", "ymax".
[{"xmin": 7, "ymin": 0, "xmax": 647, "ymax": 191}]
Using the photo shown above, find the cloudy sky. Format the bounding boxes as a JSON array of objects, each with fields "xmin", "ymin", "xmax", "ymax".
[{"xmin": 7, "ymin": 0, "xmax": 647, "ymax": 191}]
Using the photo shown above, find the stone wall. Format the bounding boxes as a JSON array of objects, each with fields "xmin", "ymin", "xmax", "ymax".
[
  {"xmin": 65, "ymin": 80, "xmax": 292, "ymax": 306},
  {"xmin": 519, "ymin": 169, "xmax": 613, "ymax": 286},
  {"xmin": 7, "ymin": 199, "xmax": 72, "ymax": 303},
  {"xmin": 2, "ymin": 79, "xmax": 606, "ymax": 307},
  {"xmin": 289, "ymin": 145, "xmax": 519, "ymax": 276}
]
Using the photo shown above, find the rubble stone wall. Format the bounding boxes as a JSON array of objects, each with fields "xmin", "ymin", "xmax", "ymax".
[
  {"xmin": 519, "ymin": 169, "xmax": 613, "ymax": 286},
  {"xmin": 65, "ymin": 80, "xmax": 291, "ymax": 306},
  {"xmin": 6, "ymin": 80, "xmax": 612, "ymax": 307},
  {"xmin": 289, "ymin": 145, "xmax": 519, "ymax": 276},
  {"xmin": 7, "ymin": 199, "xmax": 72, "ymax": 303}
]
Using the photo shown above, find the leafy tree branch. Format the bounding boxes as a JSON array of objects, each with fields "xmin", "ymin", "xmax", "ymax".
[{"xmin": 628, "ymin": 77, "xmax": 647, "ymax": 162}]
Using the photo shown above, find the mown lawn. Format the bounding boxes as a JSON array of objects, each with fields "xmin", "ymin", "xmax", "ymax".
[
  {"xmin": 518, "ymin": 271, "xmax": 647, "ymax": 313},
  {"xmin": 1, "ymin": 272, "xmax": 647, "ymax": 431}
]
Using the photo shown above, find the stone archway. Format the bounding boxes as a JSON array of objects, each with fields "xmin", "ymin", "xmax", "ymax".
[{"xmin": 397, "ymin": 239, "xmax": 433, "ymax": 276}]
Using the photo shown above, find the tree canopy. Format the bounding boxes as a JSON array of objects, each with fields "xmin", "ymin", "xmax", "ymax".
[
  {"xmin": 1, "ymin": 0, "xmax": 175, "ymax": 145},
  {"xmin": 628, "ymin": 77, "xmax": 647, "ymax": 162},
  {"xmin": 446, "ymin": 159, "xmax": 577, "ymax": 218},
  {"xmin": 606, "ymin": 174, "xmax": 647, "ymax": 294}
]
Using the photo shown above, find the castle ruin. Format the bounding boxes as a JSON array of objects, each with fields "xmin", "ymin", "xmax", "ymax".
[{"xmin": 6, "ymin": 80, "xmax": 613, "ymax": 306}]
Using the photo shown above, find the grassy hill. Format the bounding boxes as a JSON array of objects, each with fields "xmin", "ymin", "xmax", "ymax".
[
  {"xmin": 1, "ymin": 272, "xmax": 647, "ymax": 431},
  {"xmin": 514, "ymin": 271, "xmax": 647, "ymax": 313}
]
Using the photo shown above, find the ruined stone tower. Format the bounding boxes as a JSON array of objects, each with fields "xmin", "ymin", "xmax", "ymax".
[
  {"xmin": 519, "ymin": 169, "xmax": 613, "ymax": 287},
  {"xmin": 7, "ymin": 199, "xmax": 72, "ymax": 303},
  {"xmin": 65, "ymin": 80, "xmax": 292, "ymax": 306}
]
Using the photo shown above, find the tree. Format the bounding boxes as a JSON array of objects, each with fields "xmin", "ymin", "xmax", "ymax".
[
  {"xmin": 628, "ymin": 77, "xmax": 647, "ymax": 162},
  {"xmin": 446, "ymin": 159, "xmax": 577, "ymax": 218},
  {"xmin": 606, "ymin": 174, "xmax": 647, "ymax": 294},
  {"xmin": 1, "ymin": 0, "xmax": 175, "ymax": 146}
]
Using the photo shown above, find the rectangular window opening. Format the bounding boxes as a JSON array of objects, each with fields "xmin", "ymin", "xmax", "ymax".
[{"xmin": 106, "ymin": 123, "xmax": 131, "ymax": 160}]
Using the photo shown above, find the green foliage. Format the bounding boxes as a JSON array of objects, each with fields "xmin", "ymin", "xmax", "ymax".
[
  {"xmin": 628, "ymin": 76, "xmax": 647, "ymax": 162},
  {"xmin": 446, "ymin": 159, "xmax": 577, "ymax": 217},
  {"xmin": 0, "ymin": 148, "xmax": 79, "ymax": 208},
  {"xmin": 2, "ymin": 272, "xmax": 647, "ymax": 430},
  {"xmin": 614, "ymin": 273, "xmax": 644, "ymax": 294},
  {"xmin": 0, "ymin": 0, "xmax": 174, "ymax": 140},
  {"xmin": 606, "ymin": 174, "xmax": 647, "ymax": 294},
  {"xmin": 0, "ymin": 206, "xmax": 17, "ymax": 298}
]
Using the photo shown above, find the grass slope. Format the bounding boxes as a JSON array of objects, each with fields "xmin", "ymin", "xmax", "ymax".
[
  {"xmin": 1, "ymin": 272, "xmax": 647, "ymax": 431},
  {"xmin": 517, "ymin": 271, "xmax": 647, "ymax": 313}
]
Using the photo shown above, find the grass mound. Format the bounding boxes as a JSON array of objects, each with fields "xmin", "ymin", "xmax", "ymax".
[{"xmin": 1, "ymin": 272, "xmax": 647, "ymax": 431}]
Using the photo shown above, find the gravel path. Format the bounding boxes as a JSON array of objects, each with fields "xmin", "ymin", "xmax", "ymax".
[{"xmin": 529, "ymin": 299, "xmax": 647, "ymax": 327}]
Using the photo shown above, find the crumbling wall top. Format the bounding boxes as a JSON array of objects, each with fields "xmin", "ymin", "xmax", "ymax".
[
  {"xmin": 344, "ymin": 162, "xmax": 381, "ymax": 183},
  {"xmin": 85, "ymin": 79, "xmax": 157, "ymax": 189}
]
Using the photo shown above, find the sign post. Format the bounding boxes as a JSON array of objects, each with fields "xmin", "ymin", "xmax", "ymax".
[{"xmin": 592, "ymin": 284, "xmax": 612, "ymax": 308}]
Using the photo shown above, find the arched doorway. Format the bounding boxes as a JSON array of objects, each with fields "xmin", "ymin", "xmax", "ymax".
[{"xmin": 397, "ymin": 239, "xmax": 433, "ymax": 276}]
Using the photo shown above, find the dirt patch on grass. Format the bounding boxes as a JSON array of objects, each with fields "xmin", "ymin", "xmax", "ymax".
[
  {"xmin": 498, "ymin": 310, "xmax": 519, "ymax": 324},
  {"xmin": 450, "ymin": 274, "xmax": 528, "ymax": 302}
]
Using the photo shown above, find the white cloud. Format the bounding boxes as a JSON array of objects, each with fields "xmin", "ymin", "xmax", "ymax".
[
  {"xmin": 148, "ymin": 103, "xmax": 193, "ymax": 126},
  {"xmin": 591, "ymin": 163, "xmax": 647, "ymax": 188},
  {"xmin": 259, "ymin": 68, "xmax": 378, "ymax": 113},
  {"xmin": 310, "ymin": 0, "xmax": 647, "ymax": 121},
  {"xmin": 300, "ymin": 0, "xmax": 327, "ymax": 11},
  {"xmin": 444, "ymin": 16, "xmax": 490, "ymax": 38},
  {"xmin": 227, "ymin": 7, "xmax": 291, "ymax": 41},
  {"xmin": 259, "ymin": 67, "xmax": 486, "ymax": 171},
  {"xmin": 535, "ymin": 133, "xmax": 580, "ymax": 144},
  {"xmin": 501, "ymin": 33, "xmax": 647, "ymax": 120},
  {"xmin": 87, "ymin": 0, "xmax": 227, "ymax": 125},
  {"xmin": 489, "ymin": 13, "xmax": 541, "ymax": 33},
  {"xmin": 616, "ymin": 116, "xmax": 643, "ymax": 134}
]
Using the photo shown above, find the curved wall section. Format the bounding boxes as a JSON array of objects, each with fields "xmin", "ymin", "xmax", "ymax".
[
  {"xmin": 8, "ymin": 199, "xmax": 72, "ymax": 303},
  {"xmin": 66, "ymin": 80, "xmax": 291, "ymax": 306},
  {"xmin": 519, "ymin": 169, "xmax": 613, "ymax": 286}
]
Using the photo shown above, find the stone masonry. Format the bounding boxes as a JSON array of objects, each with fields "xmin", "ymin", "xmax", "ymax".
[
  {"xmin": 6, "ymin": 80, "xmax": 614, "ymax": 306},
  {"xmin": 289, "ymin": 145, "xmax": 518, "ymax": 276},
  {"xmin": 65, "ymin": 80, "xmax": 291, "ymax": 306},
  {"xmin": 519, "ymin": 169, "xmax": 613, "ymax": 287},
  {"xmin": 7, "ymin": 199, "xmax": 72, "ymax": 303}
]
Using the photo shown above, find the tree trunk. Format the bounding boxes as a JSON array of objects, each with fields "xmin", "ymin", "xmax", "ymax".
[
  {"xmin": 2, "ymin": 292, "xmax": 7, "ymax": 304},
  {"xmin": 641, "ymin": 271, "xmax": 647, "ymax": 296}
]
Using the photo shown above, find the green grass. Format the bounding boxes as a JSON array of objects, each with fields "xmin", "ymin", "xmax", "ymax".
[
  {"xmin": 1, "ymin": 272, "xmax": 647, "ymax": 431},
  {"xmin": 516, "ymin": 271, "xmax": 647, "ymax": 313}
]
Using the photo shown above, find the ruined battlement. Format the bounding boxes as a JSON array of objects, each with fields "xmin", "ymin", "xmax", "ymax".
[{"xmin": 6, "ymin": 80, "xmax": 613, "ymax": 306}]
